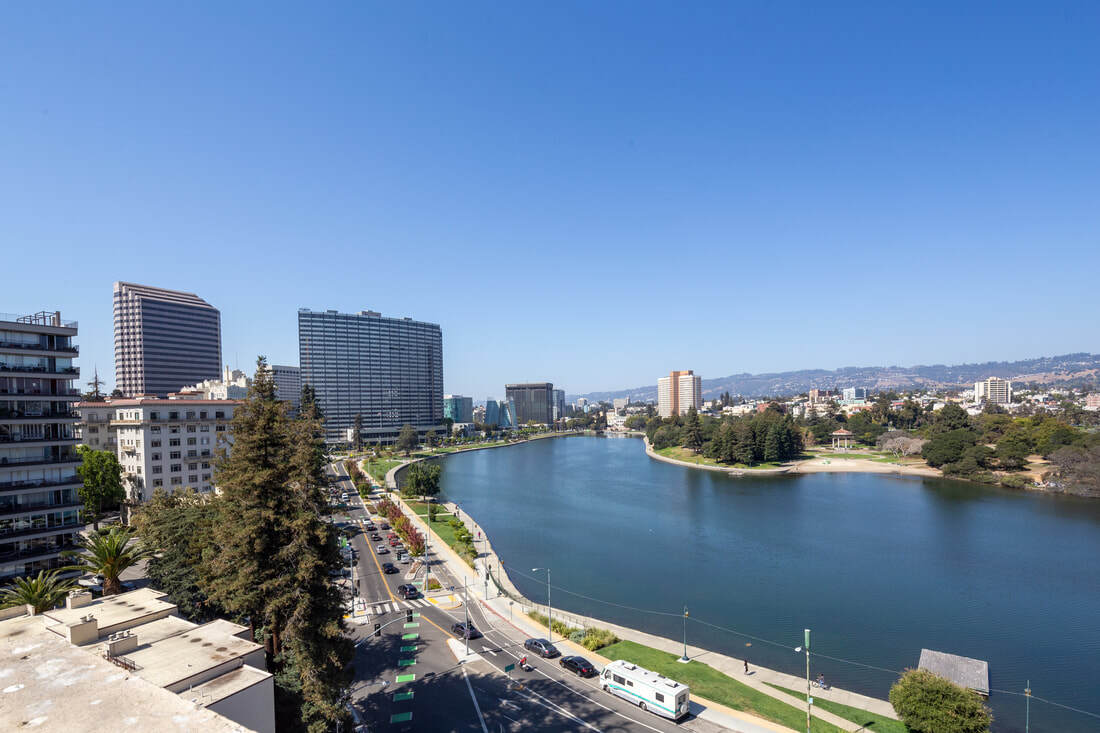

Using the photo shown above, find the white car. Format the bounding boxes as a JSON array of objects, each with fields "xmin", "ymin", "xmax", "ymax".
[{"xmin": 340, "ymin": 492, "xmax": 349, "ymax": 502}]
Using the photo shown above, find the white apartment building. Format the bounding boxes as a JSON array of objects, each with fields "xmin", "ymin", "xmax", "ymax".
[
  {"xmin": 179, "ymin": 365, "xmax": 249, "ymax": 400},
  {"xmin": 657, "ymin": 370, "xmax": 703, "ymax": 418},
  {"xmin": 974, "ymin": 377, "xmax": 1013, "ymax": 405},
  {"xmin": 77, "ymin": 398, "xmax": 237, "ymax": 505}
]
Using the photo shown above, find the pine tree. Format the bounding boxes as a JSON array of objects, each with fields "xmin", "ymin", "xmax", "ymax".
[
  {"xmin": 764, "ymin": 424, "xmax": 782, "ymax": 463},
  {"xmin": 683, "ymin": 407, "xmax": 703, "ymax": 451}
]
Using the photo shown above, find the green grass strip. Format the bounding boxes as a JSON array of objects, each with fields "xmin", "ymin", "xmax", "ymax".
[
  {"xmin": 393, "ymin": 691, "xmax": 414, "ymax": 702},
  {"xmin": 765, "ymin": 684, "xmax": 906, "ymax": 733},
  {"xmin": 597, "ymin": 640, "xmax": 843, "ymax": 733},
  {"xmin": 395, "ymin": 673, "xmax": 415, "ymax": 683}
]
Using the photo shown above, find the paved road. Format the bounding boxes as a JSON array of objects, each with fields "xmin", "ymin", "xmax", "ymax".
[{"xmin": 326, "ymin": 459, "xmax": 734, "ymax": 733}]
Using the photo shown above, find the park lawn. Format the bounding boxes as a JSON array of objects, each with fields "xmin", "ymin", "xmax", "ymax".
[
  {"xmin": 765, "ymin": 684, "xmax": 906, "ymax": 733},
  {"xmin": 597, "ymin": 641, "xmax": 842, "ymax": 733},
  {"xmin": 364, "ymin": 458, "xmax": 402, "ymax": 484},
  {"xmin": 406, "ymin": 501, "xmax": 463, "ymax": 553},
  {"xmin": 656, "ymin": 446, "xmax": 783, "ymax": 470}
]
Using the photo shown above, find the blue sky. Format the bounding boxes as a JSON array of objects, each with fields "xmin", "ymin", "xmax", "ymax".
[{"xmin": 3, "ymin": 2, "xmax": 1098, "ymax": 398}]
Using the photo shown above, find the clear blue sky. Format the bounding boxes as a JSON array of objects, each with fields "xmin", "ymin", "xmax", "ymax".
[{"xmin": 3, "ymin": 2, "xmax": 1098, "ymax": 398}]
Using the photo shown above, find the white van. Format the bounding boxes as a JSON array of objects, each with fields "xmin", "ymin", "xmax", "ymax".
[{"xmin": 601, "ymin": 659, "xmax": 690, "ymax": 720}]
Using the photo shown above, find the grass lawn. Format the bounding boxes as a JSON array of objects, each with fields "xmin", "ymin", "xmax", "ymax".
[
  {"xmin": 812, "ymin": 452, "xmax": 901, "ymax": 464},
  {"xmin": 655, "ymin": 446, "xmax": 783, "ymax": 470},
  {"xmin": 364, "ymin": 458, "xmax": 402, "ymax": 484},
  {"xmin": 405, "ymin": 501, "xmax": 465, "ymax": 554},
  {"xmin": 765, "ymin": 684, "xmax": 905, "ymax": 733},
  {"xmin": 597, "ymin": 640, "xmax": 842, "ymax": 733}
]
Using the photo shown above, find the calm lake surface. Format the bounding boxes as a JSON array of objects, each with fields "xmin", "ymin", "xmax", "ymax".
[{"xmin": 437, "ymin": 435, "xmax": 1100, "ymax": 733}]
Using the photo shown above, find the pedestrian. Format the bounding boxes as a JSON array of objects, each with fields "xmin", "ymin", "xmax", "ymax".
[{"xmin": 744, "ymin": 659, "xmax": 749, "ymax": 674}]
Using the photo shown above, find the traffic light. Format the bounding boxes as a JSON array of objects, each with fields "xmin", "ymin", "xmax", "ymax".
[
  {"xmin": 405, "ymin": 609, "xmax": 413, "ymax": 623},
  {"xmin": 374, "ymin": 623, "xmax": 381, "ymax": 638}
]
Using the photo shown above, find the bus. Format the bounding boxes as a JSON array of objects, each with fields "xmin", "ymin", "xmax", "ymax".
[{"xmin": 601, "ymin": 660, "xmax": 691, "ymax": 720}]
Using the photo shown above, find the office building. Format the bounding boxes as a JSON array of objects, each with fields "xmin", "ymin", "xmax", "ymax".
[
  {"xmin": 298, "ymin": 309, "xmax": 444, "ymax": 443},
  {"xmin": 506, "ymin": 383, "xmax": 554, "ymax": 425},
  {"xmin": 975, "ymin": 377, "xmax": 1013, "ymax": 405},
  {"xmin": 482, "ymin": 399, "xmax": 516, "ymax": 428},
  {"xmin": 76, "ymin": 397, "xmax": 237, "ymax": 507},
  {"xmin": 0, "ymin": 311, "xmax": 83, "ymax": 584},
  {"xmin": 553, "ymin": 389, "xmax": 566, "ymax": 421},
  {"xmin": 0, "ymin": 587, "xmax": 273, "ymax": 733},
  {"xmin": 113, "ymin": 282, "xmax": 222, "ymax": 397},
  {"xmin": 443, "ymin": 395, "xmax": 474, "ymax": 424},
  {"xmin": 842, "ymin": 387, "xmax": 867, "ymax": 401},
  {"xmin": 657, "ymin": 370, "xmax": 702, "ymax": 418},
  {"xmin": 270, "ymin": 364, "xmax": 301, "ymax": 410}
]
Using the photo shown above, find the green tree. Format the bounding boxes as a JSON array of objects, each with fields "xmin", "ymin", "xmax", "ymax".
[
  {"xmin": 67, "ymin": 527, "xmax": 155, "ymax": 595},
  {"xmin": 402, "ymin": 461, "xmax": 442, "ymax": 500},
  {"xmin": 75, "ymin": 445, "xmax": 125, "ymax": 530},
  {"xmin": 889, "ymin": 668, "xmax": 992, "ymax": 733},
  {"xmin": 683, "ymin": 407, "xmax": 703, "ymax": 451},
  {"xmin": 763, "ymin": 424, "xmax": 782, "ymax": 463},
  {"xmin": 0, "ymin": 569, "xmax": 77, "ymax": 613},
  {"xmin": 922, "ymin": 428, "xmax": 978, "ymax": 467},
  {"xmin": 425, "ymin": 430, "xmax": 438, "ymax": 449},
  {"xmin": 932, "ymin": 403, "xmax": 971, "ymax": 434},
  {"xmin": 995, "ymin": 431, "xmax": 1032, "ymax": 470},
  {"xmin": 396, "ymin": 423, "xmax": 418, "ymax": 456}
]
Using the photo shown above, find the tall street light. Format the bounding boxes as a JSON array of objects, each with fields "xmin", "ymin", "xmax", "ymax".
[
  {"xmin": 532, "ymin": 567, "xmax": 551, "ymax": 642},
  {"xmin": 678, "ymin": 606, "xmax": 690, "ymax": 663},
  {"xmin": 795, "ymin": 629, "xmax": 811, "ymax": 733}
]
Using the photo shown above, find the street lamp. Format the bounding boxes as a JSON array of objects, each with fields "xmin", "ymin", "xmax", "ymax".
[
  {"xmin": 678, "ymin": 606, "xmax": 690, "ymax": 663},
  {"xmin": 795, "ymin": 628, "xmax": 810, "ymax": 733},
  {"xmin": 532, "ymin": 567, "xmax": 552, "ymax": 642}
]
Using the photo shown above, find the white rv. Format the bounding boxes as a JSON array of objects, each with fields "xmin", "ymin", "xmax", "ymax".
[{"xmin": 601, "ymin": 659, "xmax": 691, "ymax": 720}]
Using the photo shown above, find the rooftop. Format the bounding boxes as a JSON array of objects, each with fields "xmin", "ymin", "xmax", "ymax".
[
  {"xmin": 123, "ymin": 619, "xmax": 263, "ymax": 689},
  {"xmin": 918, "ymin": 648, "xmax": 990, "ymax": 696},
  {"xmin": 0, "ymin": 613, "xmax": 248, "ymax": 732},
  {"xmin": 42, "ymin": 587, "xmax": 176, "ymax": 635}
]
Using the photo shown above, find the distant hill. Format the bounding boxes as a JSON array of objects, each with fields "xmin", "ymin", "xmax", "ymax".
[{"xmin": 568, "ymin": 353, "xmax": 1100, "ymax": 403}]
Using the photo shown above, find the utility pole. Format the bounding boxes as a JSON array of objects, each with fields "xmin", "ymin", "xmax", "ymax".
[
  {"xmin": 804, "ymin": 629, "xmax": 811, "ymax": 733},
  {"xmin": 464, "ymin": 577, "xmax": 470, "ymax": 656},
  {"xmin": 532, "ymin": 567, "xmax": 552, "ymax": 642},
  {"xmin": 1025, "ymin": 680, "xmax": 1031, "ymax": 733}
]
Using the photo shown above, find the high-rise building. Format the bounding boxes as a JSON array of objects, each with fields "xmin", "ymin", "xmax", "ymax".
[
  {"xmin": 113, "ymin": 282, "xmax": 222, "ymax": 397},
  {"xmin": 484, "ymin": 399, "xmax": 499, "ymax": 427},
  {"xmin": 270, "ymin": 364, "xmax": 301, "ymax": 410},
  {"xmin": 0, "ymin": 310, "xmax": 83, "ymax": 583},
  {"xmin": 975, "ymin": 377, "xmax": 1012, "ymax": 405},
  {"xmin": 443, "ymin": 395, "xmax": 473, "ymax": 424},
  {"xmin": 552, "ymin": 389, "xmax": 565, "ymax": 421},
  {"xmin": 298, "ymin": 309, "xmax": 444, "ymax": 443},
  {"xmin": 657, "ymin": 370, "xmax": 702, "ymax": 418},
  {"xmin": 842, "ymin": 387, "xmax": 867, "ymax": 401},
  {"xmin": 505, "ymin": 383, "xmax": 554, "ymax": 425}
]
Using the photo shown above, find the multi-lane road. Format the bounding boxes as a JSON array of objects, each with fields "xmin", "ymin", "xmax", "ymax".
[{"xmin": 326, "ymin": 460, "xmax": 736, "ymax": 733}]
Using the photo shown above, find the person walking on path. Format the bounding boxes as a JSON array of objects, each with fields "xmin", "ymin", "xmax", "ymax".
[{"xmin": 744, "ymin": 659, "xmax": 749, "ymax": 674}]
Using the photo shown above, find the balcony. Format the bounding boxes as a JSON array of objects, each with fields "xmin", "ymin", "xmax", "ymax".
[
  {"xmin": 0, "ymin": 408, "xmax": 79, "ymax": 420},
  {"xmin": 0, "ymin": 542, "xmax": 77, "ymax": 565},
  {"xmin": 0, "ymin": 520, "xmax": 83, "ymax": 541},
  {"xmin": 0, "ymin": 364, "xmax": 79, "ymax": 377},
  {"xmin": 0, "ymin": 453, "xmax": 80, "ymax": 469},
  {"xmin": 0, "ymin": 476, "xmax": 82, "ymax": 493},
  {"xmin": 0, "ymin": 500, "xmax": 82, "ymax": 518},
  {"xmin": 0, "ymin": 434, "xmax": 77, "ymax": 446},
  {"xmin": 0, "ymin": 341, "xmax": 79, "ymax": 355}
]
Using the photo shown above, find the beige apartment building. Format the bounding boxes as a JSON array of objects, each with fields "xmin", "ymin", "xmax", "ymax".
[
  {"xmin": 657, "ymin": 370, "xmax": 703, "ymax": 417},
  {"xmin": 974, "ymin": 377, "xmax": 1013, "ymax": 405}
]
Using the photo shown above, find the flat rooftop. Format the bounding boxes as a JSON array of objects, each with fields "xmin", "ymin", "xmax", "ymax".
[
  {"xmin": 918, "ymin": 648, "xmax": 990, "ymax": 696},
  {"xmin": 42, "ymin": 587, "xmax": 175, "ymax": 635},
  {"xmin": 182, "ymin": 663, "xmax": 273, "ymax": 705},
  {"xmin": 124, "ymin": 619, "xmax": 264, "ymax": 689},
  {"xmin": 0, "ymin": 614, "xmax": 249, "ymax": 732}
]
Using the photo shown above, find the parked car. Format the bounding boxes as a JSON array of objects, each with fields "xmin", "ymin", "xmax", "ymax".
[
  {"xmin": 382, "ymin": 562, "xmax": 398, "ymax": 574},
  {"xmin": 397, "ymin": 553, "xmax": 411, "ymax": 564},
  {"xmin": 370, "ymin": 534, "xmax": 382, "ymax": 542},
  {"xmin": 397, "ymin": 584, "xmax": 419, "ymax": 600},
  {"xmin": 388, "ymin": 537, "xmax": 401, "ymax": 546},
  {"xmin": 365, "ymin": 524, "xmax": 376, "ymax": 531},
  {"xmin": 340, "ymin": 492, "xmax": 349, "ymax": 502},
  {"xmin": 376, "ymin": 545, "xmax": 389, "ymax": 555},
  {"xmin": 451, "ymin": 622, "xmax": 482, "ymax": 640},
  {"xmin": 559, "ymin": 655, "xmax": 597, "ymax": 678},
  {"xmin": 380, "ymin": 523, "xmax": 390, "ymax": 530},
  {"xmin": 524, "ymin": 638, "xmax": 560, "ymax": 658}
]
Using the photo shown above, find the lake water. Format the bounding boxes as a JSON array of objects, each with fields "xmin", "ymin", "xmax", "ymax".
[{"xmin": 436, "ymin": 435, "xmax": 1100, "ymax": 733}]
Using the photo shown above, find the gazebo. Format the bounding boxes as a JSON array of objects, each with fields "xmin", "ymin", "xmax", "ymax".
[{"xmin": 830, "ymin": 429, "xmax": 854, "ymax": 451}]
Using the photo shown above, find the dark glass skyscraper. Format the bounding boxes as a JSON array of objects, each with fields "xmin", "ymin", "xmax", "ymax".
[
  {"xmin": 298, "ymin": 309, "xmax": 443, "ymax": 443},
  {"xmin": 505, "ymin": 382, "xmax": 554, "ymax": 425},
  {"xmin": 113, "ymin": 282, "xmax": 222, "ymax": 397}
]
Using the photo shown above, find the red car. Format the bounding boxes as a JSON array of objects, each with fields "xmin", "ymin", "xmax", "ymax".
[{"xmin": 388, "ymin": 538, "xmax": 400, "ymax": 546}]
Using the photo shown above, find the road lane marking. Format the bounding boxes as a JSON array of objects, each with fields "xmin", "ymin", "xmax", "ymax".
[
  {"xmin": 400, "ymin": 645, "xmax": 417, "ymax": 652},
  {"xmin": 398, "ymin": 659, "xmax": 416, "ymax": 667},
  {"xmin": 393, "ymin": 691, "xmax": 414, "ymax": 702},
  {"xmin": 403, "ymin": 622, "xmax": 419, "ymax": 628},
  {"xmin": 389, "ymin": 712, "xmax": 413, "ymax": 723},
  {"xmin": 395, "ymin": 673, "xmax": 415, "ymax": 683},
  {"xmin": 462, "ymin": 665, "xmax": 490, "ymax": 733},
  {"xmin": 401, "ymin": 633, "xmax": 418, "ymax": 640},
  {"xmin": 519, "ymin": 686, "xmax": 603, "ymax": 732}
]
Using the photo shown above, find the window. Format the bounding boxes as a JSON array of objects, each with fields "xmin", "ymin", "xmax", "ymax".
[
  {"xmin": 187, "ymin": 450, "xmax": 197, "ymax": 458},
  {"xmin": 200, "ymin": 411, "xmax": 208, "ymax": 419},
  {"xmin": 200, "ymin": 437, "xmax": 210, "ymax": 445},
  {"xmin": 152, "ymin": 453, "xmax": 161, "ymax": 461},
  {"xmin": 169, "ymin": 426, "xmax": 179, "ymax": 434},
  {"xmin": 170, "ymin": 451, "xmax": 180, "ymax": 460},
  {"xmin": 150, "ymin": 411, "xmax": 159, "ymax": 420},
  {"xmin": 626, "ymin": 680, "xmax": 633, "ymax": 687},
  {"xmin": 200, "ymin": 425, "xmax": 210, "ymax": 432},
  {"xmin": 188, "ymin": 474, "xmax": 198, "ymax": 483},
  {"xmin": 152, "ymin": 466, "xmax": 162, "ymax": 474},
  {"xmin": 170, "ymin": 464, "xmax": 181, "ymax": 472},
  {"xmin": 153, "ymin": 479, "xmax": 163, "ymax": 487},
  {"xmin": 188, "ymin": 463, "xmax": 197, "ymax": 470},
  {"xmin": 151, "ymin": 426, "xmax": 161, "ymax": 434},
  {"xmin": 201, "ymin": 462, "xmax": 210, "ymax": 469},
  {"xmin": 87, "ymin": 426, "xmax": 99, "ymax": 434},
  {"xmin": 170, "ymin": 477, "xmax": 182, "ymax": 485},
  {"xmin": 187, "ymin": 425, "xmax": 196, "ymax": 433},
  {"xmin": 215, "ymin": 411, "xmax": 225, "ymax": 419},
  {"xmin": 186, "ymin": 411, "xmax": 196, "ymax": 419},
  {"xmin": 187, "ymin": 438, "xmax": 196, "ymax": 446},
  {"xmin": 202, "ymin": 473, "xmax": 211, "ymax": 481},
  {"xmin": 216, "ymin": 425, "xmax": 226, "ymax": 432},
  {"xmin": 169, "ymin": 438, "xmax": 180, "ymax": 447},
  {"xmin": 613, "ymin": 675, "xmax": 625, "ymax": 685},
  {"xmin": 169, "ymin": 412, "xmax": 179, "ymax": 420},
  {"xmin": 655, "ymin": 693, "xmax": 664, "ymax": 703},
  {"xmin": 150, "ymin": 439, "xmax": 161, "ymax": 447}
]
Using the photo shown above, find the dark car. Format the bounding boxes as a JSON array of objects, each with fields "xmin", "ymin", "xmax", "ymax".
[
  {"xmin": 559, "ymin": 655, "xmax": 597, "ymax": 678},
  {"xmin": 451, "ymin": 622, "xmax": 482, "ymax": 640},
  {"xmin": 370, "ymin": 534, "xmax": 382, "ymax": 541},
  {"xmin": 365, "ymin": 524, "xmax": 376, "ymax": 531},
  {"xmin": 524, "ymin": 638, "xmax": 560, "ymax": 658},
  {"xmin": 380, "ymin": 523, "xmax": 390, "ymax": 530},
  {"xmin": 397, "ymin": 584, "xmax": 420, "ymax": 600},
  {"xmin": 382, "ymin": 562, "xmax": 398, "ymax": 574}
]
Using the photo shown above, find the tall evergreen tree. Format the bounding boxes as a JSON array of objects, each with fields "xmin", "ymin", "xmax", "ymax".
[{"xmin": 683, "ymin": 407, "xmax": 703, "ymax": 451}]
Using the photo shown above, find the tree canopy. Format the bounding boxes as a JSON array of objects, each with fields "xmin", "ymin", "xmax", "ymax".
[{"xmin": 889, "ymin": 669, "xmax": 992, "ymax": 733}]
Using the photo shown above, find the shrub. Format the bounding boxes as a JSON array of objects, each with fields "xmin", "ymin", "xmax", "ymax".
[
  {"xmin": 582, "ymin": 627, "xmax": 620, "ymax": 651},
  {"xmin": 569, "ymin": 630, "xmax": 586, "ymax": 643},
  {"xmin": 998, "ymin": 474, "xmax": 1029, "ymax": 490},
  {"xmin": 889, "ymin": 669, "xmax": 992, "ymax": 733}
]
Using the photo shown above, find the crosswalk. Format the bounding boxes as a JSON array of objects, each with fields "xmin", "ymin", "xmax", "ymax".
[{"xmin": 367, "ymin": 598, "xmax": 434, "ymax": 615}]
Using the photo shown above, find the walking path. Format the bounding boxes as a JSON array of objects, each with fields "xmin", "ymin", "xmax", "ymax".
[{"xmin": 370, "ymin": 461, "xmax": 899, "ymax": 733}]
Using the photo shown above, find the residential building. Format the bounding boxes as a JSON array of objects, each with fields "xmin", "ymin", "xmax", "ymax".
[
  {"xmin": 443, "ymin": 395, "xmax": 474, "ymax": 424},
  {"xmin": 553, "ymin": 389, "xmax": 566, "ymax": 422},
  {"xmin": 113, "ymin": 282, "xmax": 222, "ymax": 397},
  {"xmin": 0, "ymin": 311, "xmax": 83, "ymax": 584},
  {"xmin": 974, "ymin": 377, "xmax": 1013, "ymax": 405},
  {"xmin": 657, "ymin": 370, "xmax": 702, "ymax": 418},
  {"xmin": 270, "ymin": 364, "xmax": 301, "ymax": 410},
  {"xmin": 808, "ymin": 388, "xmax": 839, "ymax": 405},
  {"xmin": 842, "ymin": 387, "xmax": 867, "ymax": 401},
  {"xmin": 0, "ymin": 587, "xmax": 274, "ymax": 733},
  {"xmin": 298, "ymin": 309, "xmax": 444, "ymax": 443},
  {"xmin": 179, "ymin": 366, "xmax": 249, "ymax": 400},
  {"xmin": 77, "ymin": 397, "xmax": 237, "ymax": 507},
  {"xmin": 1085, "ymin": 394, "xmax": 1100, "ymax": 411},
  {"xmin": 612, "ymin": 397, "xmax": 630, "ymax": 410},
  {"xmin": 505, "ymin": 383, "xmax": 554, "ymax": 425}
]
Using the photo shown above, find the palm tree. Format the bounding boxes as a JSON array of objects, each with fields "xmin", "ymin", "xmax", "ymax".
[
  {"xmin": 0, "ymin": 569, "xmax": 77, "ymax": 614},
  {"xmin": 67, "ymin": 527, "xmax": 155, "ymax": 595}
]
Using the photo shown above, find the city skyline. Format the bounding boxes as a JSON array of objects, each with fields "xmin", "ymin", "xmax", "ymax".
[{"xmin": 4, "ymin": 4, "xmax": 1099, "ymax": 399}]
